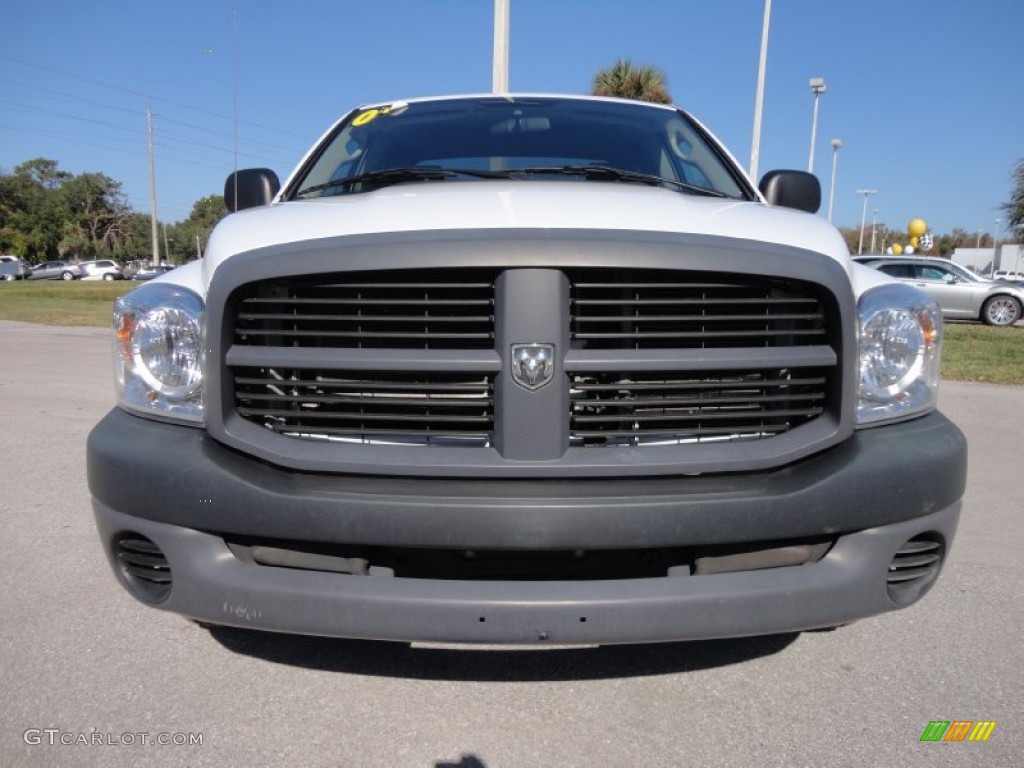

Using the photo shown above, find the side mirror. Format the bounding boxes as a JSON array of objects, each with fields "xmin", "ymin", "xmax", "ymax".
[
  {"xmin": 758, "ymin": 170, "xmax": 821, "ymax": 214},
  {"xmin": 224, "ymin": 168, "xmax": 281, "ymax": 212}
]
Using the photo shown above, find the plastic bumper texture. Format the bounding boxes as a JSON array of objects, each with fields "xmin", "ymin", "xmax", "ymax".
[
  {"xmin": 92, "ymin": 501, "xmax": 960, "ymax": 644},
  {"xmin": 88, "ymin": 408, "xmax": 966, "ymax": 644}
]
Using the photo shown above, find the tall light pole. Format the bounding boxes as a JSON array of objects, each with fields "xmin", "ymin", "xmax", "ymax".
[
  {"xmin": 992, "ymin": 218, "xmax": 1001, "ymax": 276},
  {"xmin": 146, "ymin": 104, "xmax": 159, "ymax": 266},
  {"xmin": 856, "ymin": 189, "xmax": 877, "ymax": 255},
  {"xmin": 748, "ymin": 0, "xmax": 772, "ymax": 181},
  {"xmin": 492, "ymin": 0, "xmax": 509, "ymax": 93},
  {"xmin": 807, "ymin": 77, "xmax": 826, "ymax": 174},
  {"xmin": 870, "ymin": 209, "xmax": 878, "ymax": 254},
  {"xmin": 827, "ymin": 138, "xmax": 841, "ymax": 223}
]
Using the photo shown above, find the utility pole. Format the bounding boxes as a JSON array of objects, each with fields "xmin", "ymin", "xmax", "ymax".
[
  {"xmin": 827, "ymin": 139, "xmax": 841, "ymax": 224},
  {"xmin": 492, "ymin": 0, "xmax": 509, "ymax": 93},
  {"xmin": 992, "ymin": 219, "xmax": 1000, "ymax": 276},
  {"xmin": 856, "ymin": 189, "xmax": 877, "ymax": 255},
  {"xmin": 807, "ymin": 78, "xmax": 826, "ymax": 174},
  {"xmin": 147, "ymin": 104, "xmax": 160, "ymax": 266},
  {"xmin": 748, "ymin": 0, "xmax": 771, "ymax": 181},
  {"xmin": 231, "ymin": 10, "xmax": 240, "ymax": 212}
]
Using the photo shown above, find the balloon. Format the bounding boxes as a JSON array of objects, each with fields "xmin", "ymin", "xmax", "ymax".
[
  {"xmin": 892, "ymin": 244, "xmax": 903, "ymax": 255},
  {"xmin": 908, "ymin": 219, "xmax": 927, "ymax": 238},
  {"xmin": 904, "ymin": 246, "xmax": 915, "ymax": 255},
  {"xmin": 910, "ymin": 236, "xmax": 919, "ymax": 248}
]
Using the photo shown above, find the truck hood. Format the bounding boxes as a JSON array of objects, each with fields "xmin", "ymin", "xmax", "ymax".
[{"xmin": 203, "ymin": 181, "xmax": 850, "ymax": 284}]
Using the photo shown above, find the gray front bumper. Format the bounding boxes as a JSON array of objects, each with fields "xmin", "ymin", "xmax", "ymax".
[
  {"xmin": 88, "ymin": 408, "xmax": 966, "ymax": 644},
  {"xmin": 93, "ymin": 500, "xmax": 960, "ymax": 644}
]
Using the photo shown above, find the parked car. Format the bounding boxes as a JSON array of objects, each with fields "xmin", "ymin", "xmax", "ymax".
[
  {"xmin": 0, "ymin": 255, "xmax": 31, "ymax": 281},
  {"xmin": 856, "ymin": 256, "xmax": 1024, "ymax": 326},
  {"xmin": 27, "ymin": 260, "xmax": 84, "ymax": 281},
  {"xmin": 130, "ymin": 264, "xmax": 177, "ymax": 281},
  {"xmin": 79, "ymin": 259, "xmax": 125, "ymax": 281},
  {"xmin": 993, "ymin": 270, "xmax": 1024, "ymax": 282}
]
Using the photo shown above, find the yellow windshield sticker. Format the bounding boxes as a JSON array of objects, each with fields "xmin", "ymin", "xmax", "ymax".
[{"xmin": 352, "ymin": 107, "xmax": 391, "ymax": 127}]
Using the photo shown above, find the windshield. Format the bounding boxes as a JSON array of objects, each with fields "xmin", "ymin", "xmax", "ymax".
[{"xmin": 289, "ymin": 97, "xmax": 751, "ymax": 200}]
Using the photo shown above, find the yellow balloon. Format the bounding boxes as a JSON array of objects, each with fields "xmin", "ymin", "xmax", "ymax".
[
  {"xmin": 910, "ymin": 236, "xmax": 919, "ymax": 247},
  {"xmin": 892, "ymin": 244, "xmax": 904, "ymax": 255},
  {"xmin": 908, "ymin": 219, "xmax": 927, "ymax": 238}
]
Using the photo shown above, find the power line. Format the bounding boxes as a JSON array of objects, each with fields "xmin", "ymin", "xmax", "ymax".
[
  {"xmin": 156, "ymin": 114, "xmax": 299, "ymax": 154},
  {"xmin": 0, "ymin": 97, "xmax": 292, "ymax": 168},
  {"xmin": 1, "ymin": 74, "xmax": 305, "ymax": 157},
  {"xmin": 0, "ymin": 124, "xmax": 149, "ymax": 159},
  {"xmin": 0, "ymin": 98, "xmax": 145, "ymax": 135},
  {"xmin": 0, "ymin": 76, "xmax": 143, "ymax": 116},
  {"xmin": 0, "ymin": 124, "xmax": 234, "ymax": 173},
  {"xmin": 0, "ymin": 53, "xmax": 310, "ymax": 140}
]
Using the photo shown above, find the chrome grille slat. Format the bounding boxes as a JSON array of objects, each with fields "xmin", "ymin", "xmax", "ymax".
[
  {"xmin": 574, "ymin": 313, "xmax": 823, "ymax": 322},
  {"xmin": 573, "ymin": 409, "xmax": 824, "ymax": 424},
  {"xmin": 573, "ymin": 329, "xmax": 825, "ymax": 339},
  {"xmin": 238, "ymin": 330, "xmax": 493, "ymax": 340}
]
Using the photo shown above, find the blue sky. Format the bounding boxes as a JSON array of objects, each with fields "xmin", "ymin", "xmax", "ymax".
[{"xmin": 2, "ymin": 0, "xmax": 1020, "ymax": 240}]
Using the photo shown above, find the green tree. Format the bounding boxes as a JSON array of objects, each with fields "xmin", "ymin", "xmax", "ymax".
[
  {"xmin": 0, "ymin": 158, "xmax": 72, "ymax": 261},
  {"xmin": 592, "ymin": 59, "xmax": 672, "ymax": 104},
  {"xmin": 57, "ymin": 172, "xmax": 131, "ymax": 258},
  {"xmin": 112, "ymin": 212, "xmax": 156, "ymax": 263},
  {"xmin": 1002, "ymin": 158, "xmax": 1024, "ymax": 243},
  {"xmin": 167, "ymin": 194, "xmax": 228, "ymax": 262}
]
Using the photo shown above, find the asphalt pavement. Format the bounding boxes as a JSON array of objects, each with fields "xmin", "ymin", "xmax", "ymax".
[{"xmin": 0, "ymin": 319, "xmax": 1021, "ymax": 767}]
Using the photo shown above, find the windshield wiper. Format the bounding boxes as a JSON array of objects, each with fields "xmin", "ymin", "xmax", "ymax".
[
  {"xmin": 517, "ymin": 165, "xmax": 729, "ymax": 197},
  {"xmin": 295, "ymin": 167, "xmax": 513, "ymax": 197},
  {"xmin": 295, "ymin": 164, "xmax": 730, "ymax": 198}
]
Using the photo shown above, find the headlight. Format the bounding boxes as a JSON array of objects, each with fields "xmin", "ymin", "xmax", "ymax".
[
  {"xmin": 857, "ymin": 283, "xmax": 942, "ymax": 426},
  {"xmin": 113, "ymin": 283, "xmax": 204, "ymax": 424}
]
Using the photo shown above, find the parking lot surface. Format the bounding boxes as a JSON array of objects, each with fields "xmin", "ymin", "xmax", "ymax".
[{"xmin": 0, "ymin": 320, "xmax": 1020, "ymax": 767}]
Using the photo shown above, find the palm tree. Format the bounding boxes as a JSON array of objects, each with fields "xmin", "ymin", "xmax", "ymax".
[{"xmin": 592, "ymin": 59, "xmax": 672, "ymax": 104}]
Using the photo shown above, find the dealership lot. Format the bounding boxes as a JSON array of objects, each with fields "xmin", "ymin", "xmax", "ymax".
[{"xmin": 0, "ymin": 320, "xmax": 1020, "ymax": 768}]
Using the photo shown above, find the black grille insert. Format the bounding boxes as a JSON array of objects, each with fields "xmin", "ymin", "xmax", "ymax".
[
  {"xmin": 568, "ymin": 269, "xmax": 828, "ymax": 350},
  {"xmin": 234, "ymin": 269, "xmax": 497, "ymax": 350},
  {"xmin": 235, "ymin": 368, "xmax": 495, "ymax": 446},
  {"xmin": 570, "ymin": 369, "xmax": 828, "ymax": 446}
]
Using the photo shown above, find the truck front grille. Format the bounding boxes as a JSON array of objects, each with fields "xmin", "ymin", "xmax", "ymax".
[{"xmin": 214, "ymin": 254, "xmax": 849, "ymax": 477}]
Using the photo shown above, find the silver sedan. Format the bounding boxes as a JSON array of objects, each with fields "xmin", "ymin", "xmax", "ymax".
[{"xmin": 857, "ymin": 256, "xmax": 1024, "ymax": 326}]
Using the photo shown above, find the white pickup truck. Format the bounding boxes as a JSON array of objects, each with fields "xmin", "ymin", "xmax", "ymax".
[{"xmin": 87, "ymin": 94, "xmax": 966, "ymax": 644}]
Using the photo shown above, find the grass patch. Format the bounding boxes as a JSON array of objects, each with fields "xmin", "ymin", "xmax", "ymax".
[
  {"xmin": 2, "ymin": 282, "xmax": 1023, "ymax": 385},
  {"xmin": 0, "ymin": 280, "xmax": 134, "ymax": 326},
  {"xmin": 941, "ymin": 323, "xmax": 1024, "ymax": 384}
]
